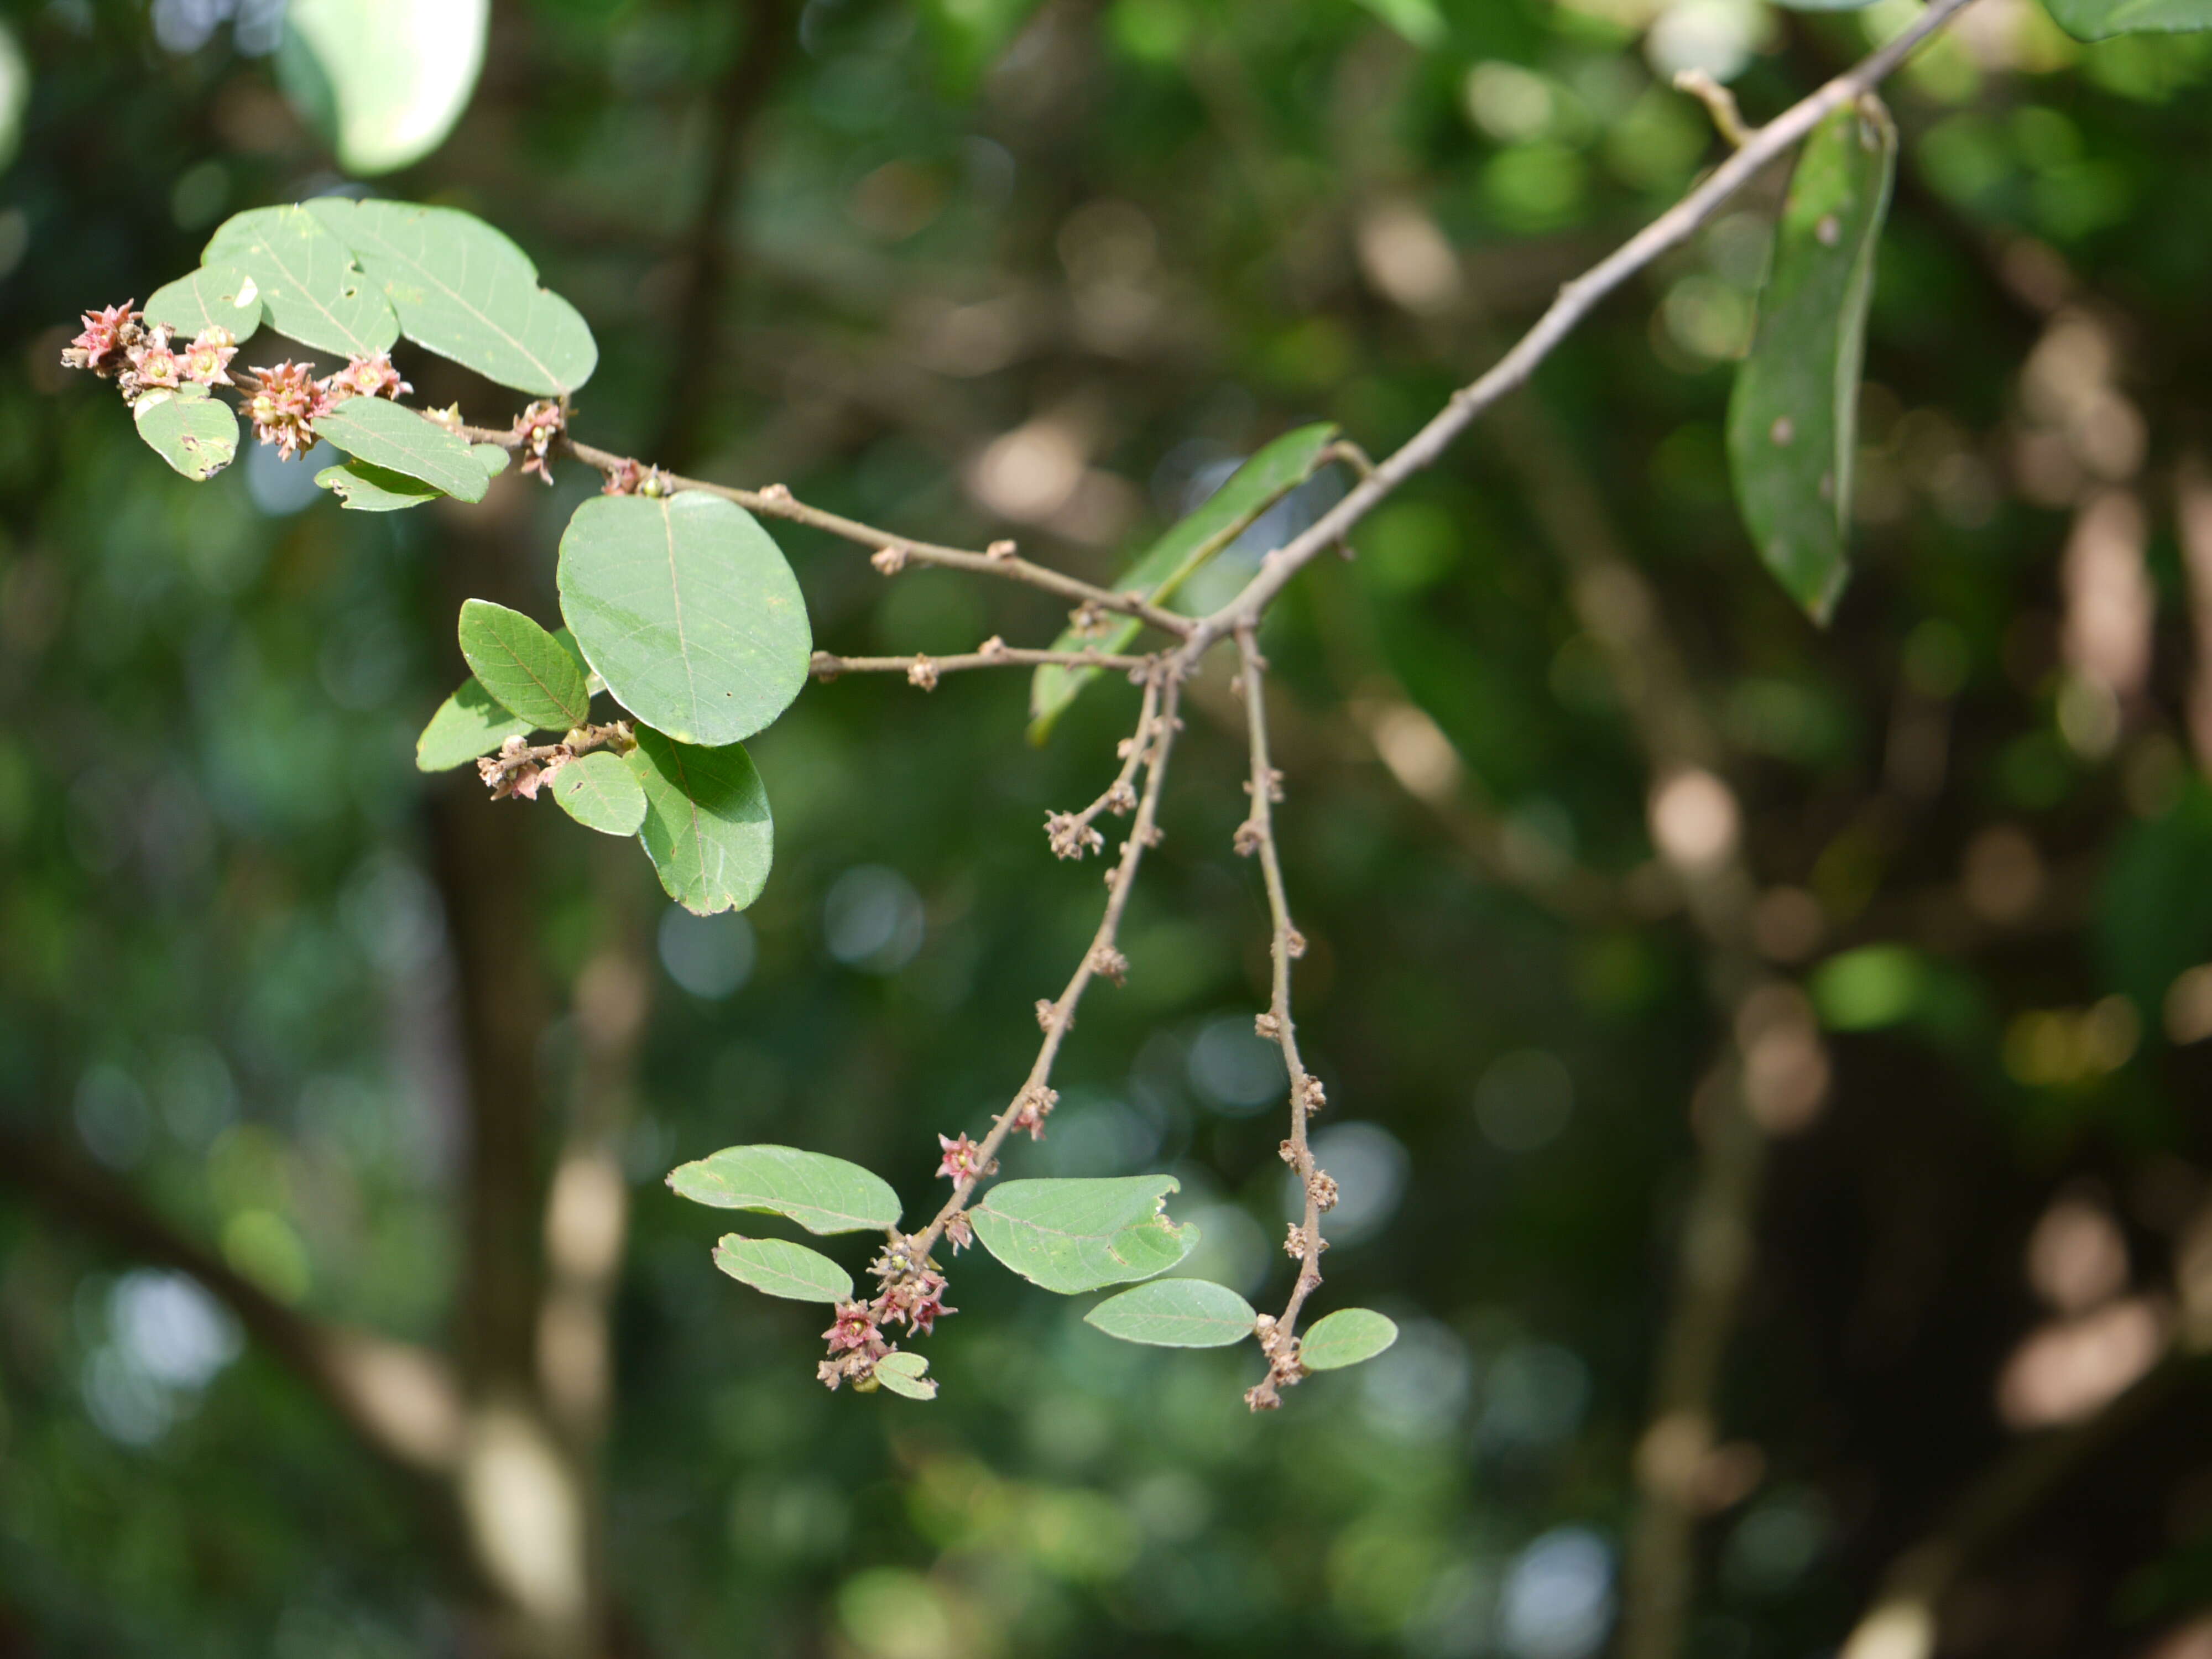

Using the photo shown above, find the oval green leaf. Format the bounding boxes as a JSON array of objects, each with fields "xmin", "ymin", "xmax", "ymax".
[
  {"xmin": 1030, "ymin": 422, "xmax": 1338, "ymax": 741},
  {"xmin": 143, "ymin": 263, "xmax": 263, "ymax": 345},
  {"xmin": 2038, "ymin": 0, "xmax": 2212, "ymax": 36},
  {"xmin": 1726, "ymin": 98, "xmax": 1895, "ymax": 624},
  {"xmin": 551, "ymin": 750, "xmax": 646, "ymax": 837},
  {"xmin": 558, "ymin": 493, "xmax": 811, "ymax": 748},
  {"xmin": 712, "ymin": 1234, "xmax": 853, "ymax": 1303},
  {"xmin": 626, "ymin": 728, "xmax": 774, "ymax": 916},
  {"xmin": 277, "ymin": 0, "xmax": 488, "ymax": 176},
  {"xmin": 872, "ymin": 1351, "xmax": 937, "ymax": 1400},
  {"xmin": 971, "ymin": 1175, "xmax": 1197, "ymax": 1295},
  {"xmin": 1298, "ymin": 1307, "xmax": 1399, "ymax": 1372},
  {"xmin": 317, "ymin": 457, "xmax": 441, "ymax": 512},
  {"xmin": 666, "ymin": 1145, "xmax": 901, "ymax": 1235},
  {"xmin": 203, "ymin": 204, "xmax": 398, "ymax": 358},
  {"xmin": 132, "ymin": 385, "xmax": 239, "ymax": 481},
  {"xmin": 1085, "ymin": 1279, "xmax": 1256, "ymax": 1348},
  {"xmin": 416, "ymin": 677, "xmax": 532, "ymax": 771},
  {"xmin": 314, "ymin": 397, "xmax": 489, "ymax": 503},
  {"xmin": 306, "ymin": 197, "xmax": 596, "ymax": 395},
  {"xmin": 458, "ymin": 599, "xmax": 590, "ymax": 731}
]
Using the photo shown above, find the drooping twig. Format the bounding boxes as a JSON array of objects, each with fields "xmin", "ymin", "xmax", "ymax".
[
  {"xmin": 1234, "ymin": 627, "xmax": 1329, "ymax": 1410},
  {"xmin": 808, "ymin": 644, "xmax": 1155, "ymax": 682}
]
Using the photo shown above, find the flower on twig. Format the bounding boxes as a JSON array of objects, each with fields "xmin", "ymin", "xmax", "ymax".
[{"xmin": 241, "ymin": 361, "xmax": 330, "ymax": 461}]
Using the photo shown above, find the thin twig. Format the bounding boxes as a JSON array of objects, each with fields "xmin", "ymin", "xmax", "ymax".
[
  {"xmin": 903, "ymin": 667, "xmax": 1186, "ymax": 1261},
  {"xmin": 1235, "ymin": 628, "xmax": 1327, "ymax": 1410},
  {"xmin": 1673, "ymin": 70, "xmax": 1754, "ymax": 149},
  {"xmin": 810, "ymin": 645, "xmax": 1154, "ymax": 680},
  {"xmin": 1174, "ymin": 0, "xmax": 1979, "ymax": 659}
]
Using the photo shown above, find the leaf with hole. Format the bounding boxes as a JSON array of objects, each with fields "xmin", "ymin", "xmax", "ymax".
[
  {"xmin": 1726, "ymin": 97, "xmax": 1895, "ymax": 624},
  {"xmin": 132, "ymin": 385, "xmax": 238, "ymax": 481},
  {"xmin": 314, "ymin": 396, "xmax": 489, "ymax": 503},
  {"xmin": 551, "ymin": 751, "xmax": 645, "ymax": 837},
  {"xmin": 625, "ymin": 728, "xmax": 774, "ymax": 915},
  {"xmin": 667, "ymin": 1145, "xmax": 901, "ymax": 1235},
  {"xmin": 871, "ymin": 1351, "xmax": 937, "ymax": 1400},
  {"xmin": 558, "ymin": 493, "xmax": 810, "ymax": 747},
  {"xmin": 143, "ymin": 264, "xmax": 263, "ymax": 344},
  {"xmin": 1030, "ymin": 422, "xmax": 1339, "ymax": 741},
  {"xmin": 1298, "ymin": 1307, "xmax": 1399, "ymax": 1371},
  {"xmin": 276, "ymin": 0, "xmax": 488, "ymax": 176},
  {"xmin": 416, "ymin": 677, "xmax": 533, "ymax": 771},
  {"xmin": 306, "ymin": 197, "xmax": 596, "ymax": 395},
  {"xmin": 712, "ymin": 1235, "xmax": 854, "ymax": 1304},
  {"xmin": 317, "ymin": 458, "xmax": 441, "ymax": 512},
  {"xmin": 203, "ymin": 205, "xmax": 398, "ymax": 358},
  {"xmin": 1085, "ymin": 1279, "xmax": 1256, "ymax": 1347},
  {"xmin": 458, "ymin": 599, "xmax": 590, "ymax": 731},
  {"xmin": 2037, "ymin": 0, "xmax": 2212, "ymax": 35},
  {"xmin": 971, "ymin": 1176, "xmax": 1197, "ymax": 1295}
]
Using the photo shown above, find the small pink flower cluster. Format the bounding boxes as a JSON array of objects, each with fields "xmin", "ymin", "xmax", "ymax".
[
  {"xmin": 240, "ymin": 352, "xmax": 413, "ymax": 461},
  {"xmin": 599, "ymin": 457, "xmax": 672, "ymax": 498},
  {"xmin": 61, "ymin": 301, "xmax": 240, "ymax": 404},
  {"xmin": 515, "ymin": 399, "xmax": 565, "ymax": 484},
  {"xmin": 816, "ymin": 1238, "xmax": 957, "ymax": 1391}
]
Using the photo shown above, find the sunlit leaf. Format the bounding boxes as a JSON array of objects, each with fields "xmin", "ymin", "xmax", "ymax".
[
  {"xmin": 415, "ymin": 677, "xmax": 532, "ymax": 771},
  {"xmin": 1029, "ymin": 422, "xmax": 1339, "ymax": 740},
  {"xmin": 471, "ymin": 444, "xmax": 510, "ymax": 479},
  {"xmin": 2038, "ymin": 0, "xmax": 2212, "ymax": 35},
  {"xmin": 1726, "ymin": 98, "xmax": 1895, "ymax": 623},
  {"xmin": 712, "ymin": 1234, "xmax": 854, "ymax": 1303},
  {"xmin": 307, "ymin": 197, "xmax": 596, "ymax": 395},
  {"xmin": 132, "ymin": 385, "xmax": 238, "ymax": 482},
  {"xmin": 276, "ymin": 0, "xmax": 488, "ymax": 176},
  {"xmin": 203, "ymin": 205, "xmax": 398, "ymax": 358},
  {"xmin": 551, "ymin": 751, "xmax": 646, "ymax": 837},
  {"xmin": 0, "ymin": 22, "xmax": 25, "ymax": 176},
  {"xmin": 667, "ymin": 1145, "xmax": 901, "ymax": 1235},
  {"xmin": 871, "ymin": 1351, "xmax": 937, "ymax": 1400},
  {"xmin": 559, "ymin": 493, "xmax": 810, "ymax": 747},
  {"xmin": 314, "ymin": 397, "xmax": 489, "ymax": 503},
  {"xmin": 143, "ymin": 264, "xmax": 263, "ymax": 344},
  {"xmin": 1297, "ymin": 1308, "xmax": 1399, "ymax": 1371},
  {"xmin": 1084, "ymin": 1279, "xmax": 1256, "ymax": 1347},
  {"xmin": 553, "ymin": 627, "xmax": 604, "ymax": 696},
  {"xmin": 457, "ymin": 599, "xmax": 590, "ymax": 731},
  {"xmin": 970, "ymin": 1176, "xmax": 1197, "ymax": 1295},
  {"xmin": 315, "ymin": 457, "xmax": 441, "ymax": 512},
  {"xmin": 626, "ymin": 728, "xmax": 775, "ymax": 915}
]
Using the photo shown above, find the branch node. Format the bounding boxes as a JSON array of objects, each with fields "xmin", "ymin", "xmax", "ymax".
[{"xmin": 1672, "ymin": 69, "xmax": 1754, "ymax": 149}]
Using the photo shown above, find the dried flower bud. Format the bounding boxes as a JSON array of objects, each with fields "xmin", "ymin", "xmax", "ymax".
[
  {"xmin": 1300, "ymin": 1075, "xmax": 1326, "ymax": 1115},
  {"xmin": 1068, "ymin": 600, "xmax": 1110, "ymax": 638},
  {"xmin": 1045, "ymin": 811, "xmax": 1104, "ymax": 860},
  {"xmin": 907, "ymin": 655, "xmax": 940, "ymax": 691},
  {"xmin": 1284, "ymin": 1224, "xmax": 1307, "ymax": 1259},
  {"xmin": 871, "ymin": 545, "xmax": 907, "ymax": 575},
  {"xmin": 977, "ymin": 635, "xmax": 1008, "ymax": 658},
  {"xmin": 1307, "ymin": 1170, "xmax": 1339, "ymax": 1211},
  {"xmin": 1035, "ymin": 998, "xmax": 1056, "ymax": 1031},
  {"xmin": 1010, "ymin": 1084, "xmax": 1058, "ymax": 1140},
  {"xmin": 758, "ymin": 483, "xmax": 793, "ymax": 504},
  {"xmin": 1088, "ymin": 945, "xmax": 1129, "ymax": 985},
  {"xmin": 985, "ymin": 538, "xmax": 1015, "ymax": 560},
  {"xmin": 1285, "ymin": 927, "xmax": 1307, "ymax": 959},
  {"xmin": 943, "ymin": 1211, "xmax": 973, "ymax": 1253},
  {"xmin": 1255, "ymin": 1013, "xmax": 1282, "ymax": 1040},
  {"xmin": 1103, "ymin": 781, "xmax": 1136, "ymax": 815},
  {"xmin": 1233, "ymin": 820, "xmax": 1264, "ymax": 857},
  {"xmin": 1277, "ymin": 1138, "xmax": 1297, "ymax": 1165}
]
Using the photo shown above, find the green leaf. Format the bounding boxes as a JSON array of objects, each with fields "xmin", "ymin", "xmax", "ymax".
[
  {"xmin": 203, "ymin": 205, "xmax": 399, "ymax": 358},
  {"xmin": 1084, "ymin": 1279, "xmax": 1256, "ymax": 1348},
  {"xmin": 0, "ymin": 22, "xmax": 25, "ymax": 176},
  {"xmin": 306, "ymin": 198, "xmax": 596, "ymax": 396},
  {"xmin": 316, "ymin": 458, "xmax": 441, "ymax": 512},
  {"xmin": 559, "ymin": 494, "xmax": 811, "ymax": 747},
  {"xmin": 1726, "ymin": 98, "xmax": 1895, "ymax": 624},
  {"xmin": 415, "ymin": 677, "xmax": 533, "ymax": 771},
  {"xmin": 276, "ymin": 0, "xmax": 488, "ymax": 176},
  {"xmin": 143, "ymin": 264, "xmax": 263, "ymax": 344},
  {"xmin": 313, "ymin": 397, "xmax": 489, "ymax": 503},
  {"xmin": 551, "ymin": 751, "xmax": 646, "ymax": 837},
  {"xmin": 457, "ymin": 599, "xmax": 591, "ymax": 731},
  {"xmin": 552, "ymin": 627, "xmax": 605, "ymax": 696},
  {"xmin": 132, "ymin": 385, "xmax": 239, "ymax": 482},
  {"xmin": 1029, "ymin": 423, "xmax": 1339, "ymax": 741},
  {"xmin": 970, "ymin": 1176, "xmax": 1197, "ymax": 1295},
  {"xmin": 666, "ymin": 1145, "xmax": 901, "ymax": 1235},
  {"xmin": 471, "ymin": 444, "xmax": 510, "ymax": 479},
  {"xmin": 1297, "ymin": 1308, "xmax": 1399, "ymax": 1371},
  {"xmin": 871, "ymin": 1351, "xmax": 937, "ymax": 1400},
  {"xmin": 712, "ymin": 1234, "xmax": 854, "ymax": 1303},
  {"xmin": 626, "ymin": 728, "xmax": 774, "ymax": 916},
  {"xmin": 2038, "ymin": 0, "xmax": 2212, "ymax": 35}
]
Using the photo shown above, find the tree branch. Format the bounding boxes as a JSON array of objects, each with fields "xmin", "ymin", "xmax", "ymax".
[{"xmin": 810, "ymin": 645, "xmax": 1154, "ymax": 681}]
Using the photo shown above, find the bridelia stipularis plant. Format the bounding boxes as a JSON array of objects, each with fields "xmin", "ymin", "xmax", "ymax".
[{"xmin": 69, "ymin": 0, "xmax": 2030, "ymax": 1408}]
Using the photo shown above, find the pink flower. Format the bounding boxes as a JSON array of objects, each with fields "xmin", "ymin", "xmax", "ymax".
[
  {"xmin": 64, "ymin": 301, "xmax": 139, "ymax": 374},
  {"xmin": 1010, "ymin": 1084, "xmax": 1057, "ymax": 1141},
  {"xmin": 241, "ymin": 360, "xmax": 329, "ymax": 461},
  {"xmin": 823, "ymin": 1301, "xmax": 884, "ymax": 1357},
  {"xmin": 936, "ymin": 1133, "xmax": 987, "ymax": 1183},
  {"xmin": 942, "ymin": 1212, "xmax": 973, "ymax": 1253},
  {"xmin": 183, "ymin": 327, "xmax": 237, "ymax": 388},
  {"xmin": 322, "ymin": 351, "xmax": 411, "ymax": 404},
  {"xmin": 893, "ymin": 1272, "xmax": 953, "ymax": 1337},
  {"xmin": 514, "ymin": 399, "xmax": 565, "ymax": 486}
]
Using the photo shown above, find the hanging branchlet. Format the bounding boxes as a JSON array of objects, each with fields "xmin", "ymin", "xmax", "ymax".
[{"xmin": 474, "ymin": 721, "xmax": 635, "ymax": 802}]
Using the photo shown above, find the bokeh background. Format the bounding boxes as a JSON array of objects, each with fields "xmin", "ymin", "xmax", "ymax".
[{"xmin": 3, "ymin": 1, "xmax": 2212, "ymax": 1656}]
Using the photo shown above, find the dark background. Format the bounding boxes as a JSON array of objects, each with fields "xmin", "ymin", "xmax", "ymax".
[{"xmin": 2, "ymin": 2, "xmax": 2211, "ymax": 1657}]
